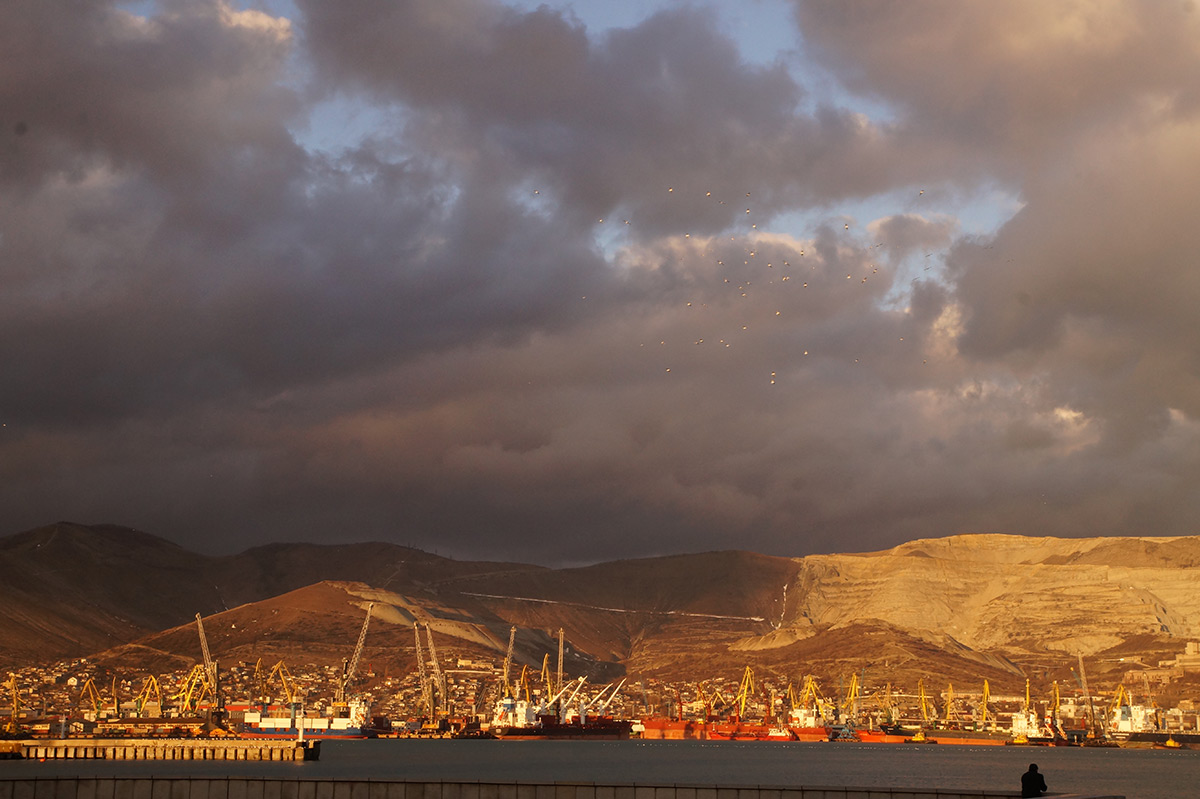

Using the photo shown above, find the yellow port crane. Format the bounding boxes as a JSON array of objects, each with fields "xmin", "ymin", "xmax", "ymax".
[
  {"xmin": 863, "ymin": 682, "xmax": 895, "ymax": 725},
  {"xmin": 796, "ymin": 674, "xmax": 828, "ymax": 716},
  {"xmin": 735, "ymin": 666, "xmax": 755, "ymax": 719},
  {"xmin": 978, "ymin": 679, "xmax": 991, "ymax": 728},
  {"xmin": 917, "ymin": 679, "xmax": 936, "ymax": 724},
  {"xmin": 944, "ymin": 682, "xmax": 957, "ymax": 724},
  {"xmin": 539, "ymin": 654, "xmax": 552, "ymax": 697},
  {"xmin": 1047, "ymin": 680, "xmax": 1066, "ymax": 739},
  {"xmin": 79, "ymin": 678, "xmax": 103, "ymax": 718},
  {"xmin": 133, "ymin": 676, "xmax": 162, "ymax": 717},
  {"xmin": 267, "ymin": 660, "xmax": 298, "ymax": 705},
  {"xmin": 709, "ymin": 685, "xmax": 730, "ymax": 715},
  {"xmin": 1110, "ymin": 684, "xmax": 1132, "ymax": 718},
  {"xmin": 841, "ymin": 673, "xmax": 861, "ymax": 722},
  {"xmin": 3, "ymin": 672, "xmax": 20, "ymax": 734},
  {"xmin": 518, "ymin": 665, "xmax": 531, "ymax": 702},
  {"xmin": 174, "ymin": 664, "xmax": 212, "ymax": 714}
]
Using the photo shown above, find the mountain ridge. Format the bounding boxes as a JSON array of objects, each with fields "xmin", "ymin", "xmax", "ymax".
[{"xmin": 3, "ymin": 522, "xmax": 1199, "ymax": 693}]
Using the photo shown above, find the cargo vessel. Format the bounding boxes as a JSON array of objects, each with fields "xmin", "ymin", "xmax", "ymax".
[
  {"xmin": 1122, "ymin": 732, "xmax": 1198, "ymax": 749},
  {"xmin": 491, "ymin": 715, "xmax": 632, "ymax": 740},
  {"xmin": 238, "ymin": 700, "xmax": 375, "ymax": 739},
  {"xmin": 636, "ymin": 717, "xmax": 710, "ymax": 740},
  {"xmin": 707, "ymin": 721, "xmax": 794, "ymax": 741},
  {"xmin": 787, "ymin": 705, "xmax": 836, "ymax": 742},
  {"xmin": 920, "ymin": 727, "xmax": 1015, "ymax": 746},
  {"xmin": 490, "ymin": 690, "xmax": 632, "ymax": 740}
]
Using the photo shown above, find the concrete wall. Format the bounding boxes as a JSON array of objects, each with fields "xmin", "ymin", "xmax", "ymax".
[
  {"xmin": 0, "ymin": 777, "xmax": 1122, "ymax": 799},
  {"xmin": 17, "ymin": 741, "xmax": 310, "ymax": 762}
]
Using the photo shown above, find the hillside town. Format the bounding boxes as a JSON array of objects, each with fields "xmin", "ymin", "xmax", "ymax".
[{"xmin": 6, "ymin": 627, "xmax": 1200, "ymax": 748}]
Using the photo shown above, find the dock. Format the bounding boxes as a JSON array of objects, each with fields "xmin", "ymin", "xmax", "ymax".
[{"xmin": 0, "ymin": 739, "xmax": 319, "ymax": 761}]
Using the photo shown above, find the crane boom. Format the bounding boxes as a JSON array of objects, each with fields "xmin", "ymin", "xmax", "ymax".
[
  {"xmin": 563, "ymin": 677, "xmax": 586, "ymax": 706},
  {"xmin": 425, "ymin": 624, "xmax": 447, "ymax": 713},
  {"xmin": 547, "ymin": 676, "xmax": 583, "ymax": 707},
  {"xmin": 414, "ymin": 623, "xmax": 432, "ymax": 718},
  {"xmin": 556, "ymin": 628, "xmax": 564, "ymax": 694},
  {"xmin": 597, "ymin": 678, "xmax": 626, "ymax": 714},
  {"xmin": 502, "ymin": 626, "xmax": 516, "ymax": 698},
  {"xmin": 347, "ymin": 603, "xmax": 374, "ymax": 684},
  {"xmin": 1078, "ymin": 653, "xmax": 1102, "ymax": 738},
  {"xmin": 195, "ymin": 614, "xmax": 215, "ymax": 682},
  {"xmin": 1077, "ymin": 653, "xmax": 1091, "ymax": 697},
  {"xmin": 194, "ymin": 613, "xmax": 221, "ymax": 710},
  {"xmin": 337, "ymin": 603, "xmax": 374, "ymax": 703}
]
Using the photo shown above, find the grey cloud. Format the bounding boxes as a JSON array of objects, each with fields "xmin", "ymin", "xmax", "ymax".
[
  {"xmin": 3, "ymin": 0, "xmax": 1200, "ymax": 564},
  {"xmin": 794, "ymin": 0, "xmax": 1200, "ymax": 170}
]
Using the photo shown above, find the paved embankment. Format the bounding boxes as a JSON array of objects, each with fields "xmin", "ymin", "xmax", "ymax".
[{"xmin": 0, "ymin": 777, "xmax": 1123, "ymax": 799}]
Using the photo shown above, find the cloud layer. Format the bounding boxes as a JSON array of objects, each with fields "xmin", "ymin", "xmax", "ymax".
[{"xmin": 2, "ymin": 0, "xmax": 1199, "ymax": 562}]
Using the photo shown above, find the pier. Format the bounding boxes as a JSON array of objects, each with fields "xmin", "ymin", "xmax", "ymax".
[
  {"xmin": 0, "ymin": 777, "xmax": 1121, "ymax": 799},
  {"xmin": 0, "ymin": 739, "xmax": 318, "ymax": 762}
]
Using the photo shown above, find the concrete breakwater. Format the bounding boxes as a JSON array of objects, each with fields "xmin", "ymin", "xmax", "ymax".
[
  {"xmin": 0, "ymin": 740, "xmax": 318, "ymax": 761},
  {"xmin": 0, "ymin": 777, "xmax": 1122, "ymax": 799}
]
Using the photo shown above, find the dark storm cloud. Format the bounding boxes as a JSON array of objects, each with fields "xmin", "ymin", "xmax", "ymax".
[
  {"xmin": 297, "ymin": 0, "xmax": 935, "ymax": 234},
  {"xmin": 0, "ymin": 0, "xmax": 609, "ymax": 427},
  {"xmin": 3, "ymin": 0, "xmax": 1200, "ymax": 562}
]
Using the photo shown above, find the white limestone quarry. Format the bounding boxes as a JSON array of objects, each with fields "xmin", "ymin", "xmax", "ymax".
[{"xmin": 746, "ymin": 533, "xmax": 1200, "ymax": 657}]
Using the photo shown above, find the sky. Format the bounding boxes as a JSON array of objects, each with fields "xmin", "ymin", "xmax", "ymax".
[{"xmin": 3, "ymin": 0, "xmax": 1200, "ymax": 565}]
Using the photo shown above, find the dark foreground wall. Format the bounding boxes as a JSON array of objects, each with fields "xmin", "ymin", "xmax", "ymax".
[{"xmin": 0, "ymin": 777, "xmax": 1125, "ymax": 799}]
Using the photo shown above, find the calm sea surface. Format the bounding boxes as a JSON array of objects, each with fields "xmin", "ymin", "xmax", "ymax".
[{"xmin": 4, "ymin": 739, "xmax": 1195, "ymax": 799}]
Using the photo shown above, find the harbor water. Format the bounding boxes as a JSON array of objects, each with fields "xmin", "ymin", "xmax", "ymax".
[{"xmin": 3, "ymin": 739, "xmax": 1194, "ymax": 799}]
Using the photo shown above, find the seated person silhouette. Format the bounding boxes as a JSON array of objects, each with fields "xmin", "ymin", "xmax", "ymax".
[{"xmin": 1021, "ymin": 763, "xmax": 1047, "ymax": 798}]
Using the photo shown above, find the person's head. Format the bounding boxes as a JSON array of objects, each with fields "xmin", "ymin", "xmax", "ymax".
[{"xmin": 1028, "ymin": 764, "xmax": 1038, "ymax": 773}]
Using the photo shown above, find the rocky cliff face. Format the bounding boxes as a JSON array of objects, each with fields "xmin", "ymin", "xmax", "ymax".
[{"xmin": 766, "ymin": 534, "xmax": 1200, "ymax": 657}]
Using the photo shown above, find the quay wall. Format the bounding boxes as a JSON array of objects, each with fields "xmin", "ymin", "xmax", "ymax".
[
  {"xmin": 0, "ymin": 741, "xmax": 314, "ymax": 762},
  {"xmin": 0, "ymin": 777, "xmax": 1123, "ymax": 799}
]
